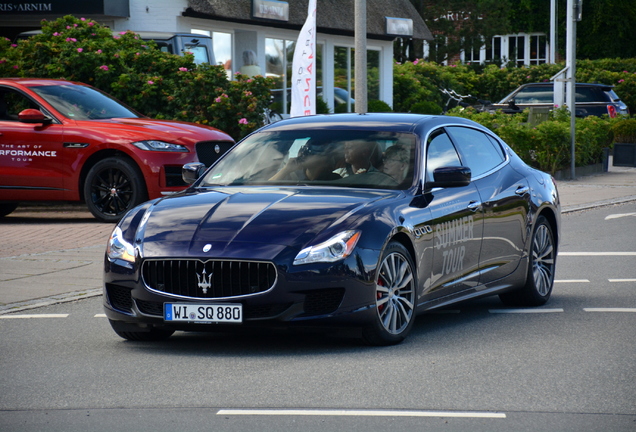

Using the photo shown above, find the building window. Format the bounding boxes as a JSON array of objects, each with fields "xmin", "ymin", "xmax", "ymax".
[
  {"xmin": 266, "ymin": 38, "xmax": 323, "ymax": 115},
  {"xmin": 509, "ymin": 35, "xmax": 526, "ymax": 67},
  {"xmin": 214, "ymin": 32, "xmax": 233, "ymax": 78},
  {"xmin": 529, "ymin": 34, "xmax": 547, "ymax": 65},
  {"xmin": 334, "ymin": 46, "xmax": 380, "ymax": 113},
  {"xmin": 484, "ymin": 36, "xmax": 502, "ymax": 63}
]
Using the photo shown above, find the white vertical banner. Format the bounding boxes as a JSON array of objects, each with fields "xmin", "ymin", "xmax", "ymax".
[{"xmin": 290, "ymin": 0, "xmax": 317, "ymax": 118}]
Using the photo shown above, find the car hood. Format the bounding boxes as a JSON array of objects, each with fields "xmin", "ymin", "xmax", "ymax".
[
  {"xmin": 137, "ymin": 187, "xmax": 397, "ymax": 259},
  {"xmin": 75, "ymin": 117, "xmax": 232, "ymax": 143}
]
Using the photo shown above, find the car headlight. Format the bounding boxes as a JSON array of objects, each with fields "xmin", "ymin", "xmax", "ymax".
[
  {"xmin": 293, "ymin": 230, "xmax": 361, "ymax": 265},
  {"xmin": 106, "ymin": 227, "xmax": 136, "ymax": 263},
  {"xmin": 132, "ymin": 140, "xmax": 188, "ymax": 152}
]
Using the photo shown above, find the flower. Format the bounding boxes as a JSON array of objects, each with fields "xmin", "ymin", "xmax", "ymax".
[
  {"xmin": 238, "ymin": 118, "xmax": 248, "ymax": 125},
  {"xmin": 77, "ymin": 48, "xmax": 83, "ymax": 53},
  {"xmin": 147, "ymin": 80, "xmax": 154, "ymax": 85},
  {"xmin": 66, "ymin": 26, "xmax": 71, "ymax": 29},
  {"xmin": 13, "ymin": 65, "xmax": 19, "ymax": 69},
  {"xmin": 11, "ymin": 44, "xmax": 17, "ymax": 48},
  {"xmin": 88, "ymin": 22, "xmax": 94, "ymax": 27},
  {"xmin": 81, "ymin": 17, "xmax": 86, "ymax": 21},
  {"xmin": 53, "ymin": 32, "xmax": 60, "ymax": 36},
  {"xmin": 96, "ymin": 49, "xmax": 102, "ymax": 54},
  {"xmin": 244, "ymin": 91, "xmax": 252, "ymax": 96},
  {"xmin": 100, "ymin": 65, "xmax": 109, "ymax": 71},
  {"xmin": 618, "ymin": 79, "xmax": 625, "ymax": 83},
  {"xmin": 413, "ymin": 59, "xmax": 419, "ymax": 65},
  {"xmin": 136, "ymin": 52, "xmax": 140, "ymax": 56},
  {"xmin": 119, "ymin": 31, "xmax": 127, "ymax": 35},
  {"xmin": 215, "ymin": 97, "xmax": 222, "ymax": 103},
  {"xmin": 113, "ymin": 35, "xmax": 120, "ymax": 39},
  {"xmin": 178, "ymin": 67, "xmax": 188, "ymax": 72}
]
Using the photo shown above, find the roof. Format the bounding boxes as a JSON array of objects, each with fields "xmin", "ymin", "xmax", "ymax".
[{"xmin": 185, "ymin": 0, "xmax": 432, "ymax": 40}]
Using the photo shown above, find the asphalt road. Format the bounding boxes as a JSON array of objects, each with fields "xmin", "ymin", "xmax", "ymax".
[{"xmin": 1, "ymin": 203, "xmax": 635, "ymax": 431}]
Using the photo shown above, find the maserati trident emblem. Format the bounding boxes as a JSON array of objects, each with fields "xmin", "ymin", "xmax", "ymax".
[{"xmin": 196, "ymin": 268, "xmax": 213, "ymax": 294}]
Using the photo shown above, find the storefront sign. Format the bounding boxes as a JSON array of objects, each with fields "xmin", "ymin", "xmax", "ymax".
[
  {"xmin": 0, "ymin": 0, "xmax": 128, "ymax": 16},
  {"xmin": 385, "ymin": 17, "xmax": 413, "ymax": 37},
  {"xmin": 252, "ymin": 0, "xmax": 289, "ymax": 22}
]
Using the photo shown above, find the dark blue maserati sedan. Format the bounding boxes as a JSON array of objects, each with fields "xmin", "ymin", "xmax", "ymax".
[{"xmin": 104, "ymin": 113, "xmax": 560, "ymax": 345}]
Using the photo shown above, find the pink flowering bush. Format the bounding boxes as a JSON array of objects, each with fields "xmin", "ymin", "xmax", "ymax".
[{"xmin": 0, "ymin": 15, "xmax": 274, "ymax": 139}]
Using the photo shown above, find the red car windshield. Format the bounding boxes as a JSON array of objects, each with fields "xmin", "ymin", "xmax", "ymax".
[{"xmin": 30, "ymin": 84, "xmax": 139, "ymax": 120}]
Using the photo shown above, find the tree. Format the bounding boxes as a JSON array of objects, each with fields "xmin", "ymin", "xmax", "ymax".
[{"xmin": 409, "ymin": 0, "xmax": 512, "ymax": 63}]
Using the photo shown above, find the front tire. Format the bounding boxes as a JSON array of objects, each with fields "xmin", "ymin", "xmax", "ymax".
[
  {"xmin": 499, "ymin": 215, "xmax": 556, "ymax": 307},
  {"xmin": 0, "ymin": 202, "xmax": 18, "ymax": 217},
  {"xmin": 84, "ymin": 157, "xmax": 148, "ymax": 223},
  {"xmin": 363, "ymin": 242, "xmax": 417, "ymax": 346}
]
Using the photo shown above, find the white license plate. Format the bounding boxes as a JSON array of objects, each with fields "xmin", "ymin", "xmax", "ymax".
[{"xmin": 164, "ymin": 303, "xmax": 242, "ymax": 323}]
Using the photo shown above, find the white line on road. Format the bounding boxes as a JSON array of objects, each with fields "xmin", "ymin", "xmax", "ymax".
[
  {"xmin": 608, "ymin": 279, "xmax": 636, "ymax": 283},
  {"xmin": 216, "ymin": 409, "xmax": 506, "ymax": 419},
  {"xmin": 558, "ymin": 252, "xmax": 636, "ymax": 256},
  {"xmin": 583, "ymin": 308, "xmax": 636, "ymax": 313},
  {"xmin": 489, "ymin": 308, "xmax": 564, "ymax": 314},
  {"xmin": 555, "ymin": 279, "xmax": 590, "ymax": 283},
  {"xmin": 0, "ymin": 314, "xmax": 69, "ymax": 319},
  {"xmin": 605, "ymin": 213, "xmax": 636, "ymax": 220},
  {"xmin": 94, "ymin": 314, "xmax": 107, "ymax": 318}
]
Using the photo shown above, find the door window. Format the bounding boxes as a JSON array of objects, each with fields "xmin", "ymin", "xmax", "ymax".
[{"xmin": 446, "ymin": 127, "xmax": 504, "ymax": 178}]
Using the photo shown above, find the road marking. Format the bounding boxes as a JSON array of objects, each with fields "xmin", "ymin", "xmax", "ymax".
[
  {"xmin": 583, "ymin": 308, "xmax": 636, "ymax": 313},
  {"xmin": 94, "ymin": 314, "xmax": 107, "ymax": 318},
  {"xmin": 489, "ymin": 308, "xmax": 564, "ymax": 314},
  {"xmin": 558, "ymin": 252, "xmax": 636, "ymax": 256},
  {"xmin": 0, "ymin": 314, "xmax": 69, "ymax": 319},
  {"xmin": 216, "ymin": 409, "xmax": 506, "ymax": 419},
  {"xmin": 609, "ymin": 279, "xmax": 636, "ymax": 283},
  {"xmin": 605, "ymin": 213, "xmax": 636, "ymax": 220},
  {"xmin": 555, "ymin": 279, "xmax": 590, "ymax": 283}
]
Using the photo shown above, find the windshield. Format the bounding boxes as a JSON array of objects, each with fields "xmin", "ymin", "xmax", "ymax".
[
  {"xmin": 31, "ymin": 84, "xmax": 140, "ymax": 120},
  {"xmin": 200, "ymin": 129, "xmax": 416, "ymax": 190}
]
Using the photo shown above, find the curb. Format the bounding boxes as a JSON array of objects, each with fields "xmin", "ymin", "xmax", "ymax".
[
  {"xmin": 561, "ymin": 195, "xmax": 636, "ymax": 214},
  {"xmin": 0, "ymin": 288, "xmax": 102, "ymax": 315}
]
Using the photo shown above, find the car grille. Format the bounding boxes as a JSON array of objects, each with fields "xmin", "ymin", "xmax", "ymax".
[
  {"xmin": 196, "ymin": 141, "xmax": 234, "ymax": 167},
  {"xmin": 142, "ymin": 259, "xmax": 276, "ymax": 299}
]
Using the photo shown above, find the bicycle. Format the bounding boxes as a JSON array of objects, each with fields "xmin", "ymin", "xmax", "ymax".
[
  {"xmin": 439, "ymin": 88, "xmax": 491, "ymax": 114},
  {"xmin": 262, "ymin": 96, "xmax": 283, "ymax": 125}
]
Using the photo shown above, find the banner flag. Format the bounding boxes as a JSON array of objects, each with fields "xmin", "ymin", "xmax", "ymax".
[{"xmin": 290, "ymin": 0, "xmax": 317, "ymax": 117}]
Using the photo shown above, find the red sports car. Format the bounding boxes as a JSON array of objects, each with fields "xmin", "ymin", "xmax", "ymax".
[{"xmin": 0, "ymin": 78, "xmax": 234, "ymax": 222}]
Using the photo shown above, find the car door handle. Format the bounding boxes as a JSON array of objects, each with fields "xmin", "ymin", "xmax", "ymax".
[
  {"xmin": 467, "ymin": 201, "xmax": 481, "ymax": 211},
  {"xmin": 515, "ymin": 186, "xmax": 530, "ymax": 196}
]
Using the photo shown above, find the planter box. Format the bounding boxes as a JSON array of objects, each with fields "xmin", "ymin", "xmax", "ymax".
[{"xmin": 613, "ymin": 143, "xmax": 636, "ymax": 167}]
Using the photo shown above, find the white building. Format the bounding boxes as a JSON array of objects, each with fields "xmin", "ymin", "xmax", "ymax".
[{"xmin": 0, "ymin": 0, "xmax": 432, "ymax": 113}]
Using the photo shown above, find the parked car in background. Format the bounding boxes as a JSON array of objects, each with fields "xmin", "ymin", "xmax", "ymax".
[
  {"xmin": 104, "ymin": 113, "xmax": 560, "ymax": 346},
  {"xmin": 491, "ymin": 82, "xmax": 629, "ymax": 118},
  {"xmin": 0, "ymin": 78, "xmax": 233, "ymax": 222},
  {"xmin": 16, "ymin": 30, "xmax": 216, "ymax": 65}
]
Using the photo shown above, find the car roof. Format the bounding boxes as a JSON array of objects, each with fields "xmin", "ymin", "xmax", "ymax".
[
  {"xmin": 517, "ymin": 82, "xmax": 615, "ymax": 90},
  {"xmin": 0, "ymin": 78, "xmax": 86, "ymax": 87},
  {"xmin": 260, "ymin": 113, "xmax": 481, "ymax": 134}
]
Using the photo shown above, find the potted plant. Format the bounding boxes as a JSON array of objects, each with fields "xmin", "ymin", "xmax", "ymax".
[{"xmin": 611, "ymin": 118, "xmax": 636, "ymax": 167}]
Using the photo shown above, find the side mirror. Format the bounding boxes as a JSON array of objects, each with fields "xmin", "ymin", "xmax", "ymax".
[
  {"xmin": 18, "ymin": 109, "xmax": 52, "ymax": 124},
  {"xmin": 428, "ymin": 166, "xmax": 471, "ymax": 188},
  {"xmin": 182, "ymin": 162, "xmax": 207, "ymax": 185}
]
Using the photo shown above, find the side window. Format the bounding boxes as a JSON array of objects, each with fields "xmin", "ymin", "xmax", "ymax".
[
  {"xmin": 426, "ymin": 130, "xmax": 461, "ymax": 182},
  {"xmin": 514, "ymin": 87, "xmax": 552, "ymax": 104},
  {"xmin": 0, "ymin": 89, "xmax": 37, "ymax": 121},
  {"xmin": 446, "ymin": 127, "xmax": 505, "ymax": 178}
]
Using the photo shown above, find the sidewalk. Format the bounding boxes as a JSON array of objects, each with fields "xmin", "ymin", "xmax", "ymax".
[{"xmin": 1, "ymin": 163, "xmax": 635, "ymax": 314}]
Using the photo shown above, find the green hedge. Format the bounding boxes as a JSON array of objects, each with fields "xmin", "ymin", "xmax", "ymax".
[
  {"xmin": 394, "ymin": 59, "xmax": 636, "ymax": 115},
  {"xmin": 0, "ymin": 15, "xmax": 274, "ymax": 140}
]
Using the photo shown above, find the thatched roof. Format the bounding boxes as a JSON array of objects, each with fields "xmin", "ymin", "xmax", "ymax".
[{"xmin": 185, "ymin": 0, "xmax": 432, "ymax": 40}]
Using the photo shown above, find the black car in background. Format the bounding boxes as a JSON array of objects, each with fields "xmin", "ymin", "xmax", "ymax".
[
  {"xmin": 491, "ymin": 82, "xmax": 629, "ymax": 118},
  {"xmin": 104, "ymin": 113, "xmax": 561, "ymax": 346}
]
